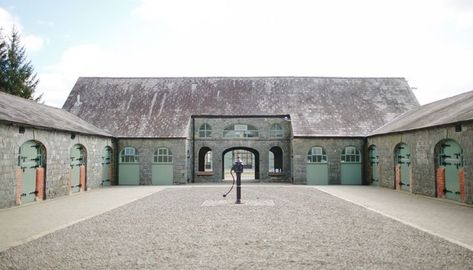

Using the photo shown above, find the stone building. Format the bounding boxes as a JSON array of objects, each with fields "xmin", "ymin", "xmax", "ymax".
[
  {"xmin": 367, "ymin": 90, "xmax": 473, "ymax": 204},
  {"xmin": 62, "ymin": 77, "xmax": 417, "ymax": 186},
  {"xmin": 0, "ymin": 92, "xmax": 113, "ymax": 209},
  {"xmin": 0, "ymin": 76, "xmax": 472, "ymax": 209}
]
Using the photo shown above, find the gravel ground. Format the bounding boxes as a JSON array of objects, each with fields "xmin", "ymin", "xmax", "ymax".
[{"xmin": 1, "ymin": 186, "xmax": 472, "ymax": 269}]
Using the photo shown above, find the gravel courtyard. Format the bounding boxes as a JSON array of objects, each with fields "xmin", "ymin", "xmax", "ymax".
[{"xmin": 1, "ymin": 186, "xmax": 472, "ymax": 269}]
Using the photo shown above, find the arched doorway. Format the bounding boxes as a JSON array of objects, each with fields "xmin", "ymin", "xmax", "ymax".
[
  {"xmin": 198, "ymin": 147, "xmax": 213, "ymax": 172},
  {"xmin": 369, "ymin": 145, "xmax": 379, "ymax": 186},
  {"xmin": 101, "ymin": 146, "xmax": 112, "ymax": 186},
  {"xmin": 435, "ymin": 139, "xmax": 464, "ymax": 201},
  {"xmin": 222, "ymin": 147, "xmax": 260, "ymax": 180},
  {"xmin": 70, "ymin": 144, "xmax": 86, "ymax": 193},
  {"xmin": 118, "ymin": 146, "xmax": 140, "ymax": 185},
  {"xmin": 18, "ymin": 140, "xmax": 46, "ymax": 204},
  {"xmin": 306, "ymin": 146, "xmax": 328, "ymax": 185},
  {"xmin": 394, "ymin": 143, "xmax": 411, "ymax": 191},
  {"xmin": 269, "ymin": 146, "xmax": 283, "ymax": 173},
  {"xmin": 340, "ymin": 146, "xmax": 362, "ymax": 185},
  {"xmin": 152, "ymin": 147, "xmax": 174, "ymax": 185}
]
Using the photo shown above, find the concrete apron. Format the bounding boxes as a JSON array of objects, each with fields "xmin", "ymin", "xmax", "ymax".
[
  {"xmin": 0, "ymin": 186, "xmax": 165, "ymax": 252},
  {"xmin": 315, "ymin": 185, "xmax": 473, "ymax": 251}
]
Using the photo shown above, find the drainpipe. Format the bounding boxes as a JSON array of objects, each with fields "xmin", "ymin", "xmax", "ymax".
[{"xmin": 192, "ymin": 117, "xmax": 195, "ymax": 183}]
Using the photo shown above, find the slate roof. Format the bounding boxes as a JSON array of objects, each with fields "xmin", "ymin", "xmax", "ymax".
[
  {"xmin": 63, "ymin": 77, "xmax": 419, "ymax": 138},
  {"xmin": 0, "ymin": 91, "xmax": 111, "ymax": 137},
  {"xmin": 371, "ymin": 89, "xmax": 473, "ymax": 135}
]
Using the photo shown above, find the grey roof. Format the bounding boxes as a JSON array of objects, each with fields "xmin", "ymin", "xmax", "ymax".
[
  {"xmin": 63, "ymin": 77, "xmax": 419, "ymax": 138},
  {"xmin": 0, "ymin": 91, "xmax": 111, "ymax": 137},
  {"xmin": 371, "ymin": 89, "xmax": 473, "ymax": 135}
]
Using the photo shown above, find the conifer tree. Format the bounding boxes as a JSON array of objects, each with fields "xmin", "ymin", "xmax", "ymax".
[
  {"xmin": 0, "ymin": 27, "xmax": 40, "ymax": 101},
  {"xmin": 0, "ymin": 29, "xmax": 7, "ymax": 92}
]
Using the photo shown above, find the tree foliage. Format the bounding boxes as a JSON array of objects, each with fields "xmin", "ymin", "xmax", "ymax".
[{"xmin": 0, "ymin": 27, "xmax": 41, "ymax": 101}]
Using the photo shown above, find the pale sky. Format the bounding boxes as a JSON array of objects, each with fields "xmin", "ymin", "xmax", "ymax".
[{"xmin": 1, "ymin": 0, "xmax": 473, "ymax": 108}]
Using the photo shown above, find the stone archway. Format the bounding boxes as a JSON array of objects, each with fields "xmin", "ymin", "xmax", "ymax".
[{"xmin": 222, "ymin": 147, "xmax": 260, "ymax": 180}]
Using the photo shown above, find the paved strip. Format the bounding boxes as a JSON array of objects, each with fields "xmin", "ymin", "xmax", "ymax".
[
  {"xmin": 0, "ymin": 186, "xmax": 165, "ymax": 252},
  {"xmin": 314, "ymin": 185, "xmax": 473, "ymax": 251}
]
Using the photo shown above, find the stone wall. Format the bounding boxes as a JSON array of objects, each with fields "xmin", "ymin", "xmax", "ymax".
[
  {"xmin": 117, "ymin": 138, "xmax": 188, "ymax": 184},
  {"xmin": 191, "ymin": 117, "xmax": 292, "ymax": 183},
  {"xmin": 0, "ymin": 122, "xmax": 114, "ymax": 209},
  {"xmin": 292, "ymin": 137, "xmax": 365, "ymax": 184},
  {"xmin": 367, "ymin": 122, "xmax": 473, "ymax": 204}
]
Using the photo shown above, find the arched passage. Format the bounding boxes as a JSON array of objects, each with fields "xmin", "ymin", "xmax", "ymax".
[
  {"xmin": 70, "ymin": 144, "xmax": 87, "ymax": 193},
  {"xmin": 435, "ymin": 139, "xmax": 464, "ymax": 201},
  {"xmin": 18, "ymin": 140, "xmax": 46, "ymax": 204},
  {"xmin": 269, "ymin": 146, "xmax": 283, "ymax": 172},
  {"xmin": 222, "ymin": 147, "xmax": 260, "ymax": 180},
  {"xmin": 198, "ymin": 147, "xmax": 213, "ymax": 172}
]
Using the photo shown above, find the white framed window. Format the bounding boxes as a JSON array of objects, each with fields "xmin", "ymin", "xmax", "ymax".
[
  {"xmin": 307, "ymin": 146, "xmax": 327, "ymax": 163},
  {"xmin": 120, "ymin": 147, "xmax": 139, "ymax": 163},
  {"xmin": 154, "ymin": 147, "xmax": 173, "ymax": 163},
  {"xmin": 341, "ymin": 146, "xmax": 361, "ymax": 163}
]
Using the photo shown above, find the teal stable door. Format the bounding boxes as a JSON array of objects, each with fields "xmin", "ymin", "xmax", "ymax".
[
  {"xmin": 19, "ymin": 141, "xmax": 41, "ymax": 203},
  {"xmin": 396, "ymin": 144, "xmax": 410, "ymax": 191},
  {"xmin": 439, "ymin": 140, "xmax": 463, "ymax": 201},
  {"xmin": 369, "ymin": 146, "xmax": 379, "ymax": 186},
  {"xmin": 70, "ymin": 145, "xmax": 85, "ymax": 193}
]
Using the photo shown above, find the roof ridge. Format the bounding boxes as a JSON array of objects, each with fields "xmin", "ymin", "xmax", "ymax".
[{"xmin": 77, "ymin": 76, "xmax": 407, "ymax": 80}]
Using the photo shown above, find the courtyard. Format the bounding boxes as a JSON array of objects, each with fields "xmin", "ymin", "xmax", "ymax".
[{"xmin": 1, "ymin": 185, "xmax": 472, "ymax": 269}]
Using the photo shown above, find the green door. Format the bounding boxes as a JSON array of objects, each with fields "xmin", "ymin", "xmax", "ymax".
[
  {"xmin": 439, "ymin": 140, "xmax": 462, "ymax": 201},
  {"xmin": 118, "ymin": 164, "xmax": 140, "ymax": 185},
  {"xmin": 70, "ymin": 145, "xmax": 85, "ymax": 193},
  {"xmin": 19, "ymin": 141, "xmax": 41, "ymax": 203},
  {"xmin": 152, "ymin": 147, "xmax": 173, "ymax": 185},
  {"xmin": 152, "ymin": 164, "xmax": 173, "ymax": 185},
  {"xmin": 119, "ymin": 147, "xmax": 140, "ymax": 185},
  {"xmin": 369, "ymin": 146, "xmax": 379, "ymax": 186},
  {"xmin": 340, "ymin": 146, "xmax": 362, "ymax": 185},
  {"xmin": 396, "ymin": 144, "xmax": 410, "ymax": 191},
  {"xmin": 306, "ymin": 164, "xmax": 328, "ymax": 185},
  {"xmin": 101, "ymin": 147, "xmax": 112, "ymax": 186}
]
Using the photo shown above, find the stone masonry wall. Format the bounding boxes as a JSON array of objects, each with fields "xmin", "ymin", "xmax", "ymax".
[
  {"xmin": 117, "ymin": 138, "xmax": 188, "ymax": 184},
  {"xmin": 292, "ymin": 137, "xmax": 365, "ymax": 184},
  {"xmin": 0, "ymin": 122, "xmax": 114, "ymax": 209},
  {"xmin": 367, "ymin": 122, "xmax": 473, "ymax": 204},
  {"xmin": 192, "ymin": 117, "xmax": 292, "ymax": 183}
]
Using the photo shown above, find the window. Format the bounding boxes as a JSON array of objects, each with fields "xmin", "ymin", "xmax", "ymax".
[
  {"xmin": 341, "ymin": 146, "xmax": 361, "ymax": 163},
  {"xmin": 120, "ymin": 147, "xmax": 139, "ymax": 163},
  {"xmin": 307, "ymin": 146, "xmax": 327, "ymax": 163},
  {"xmin": 199, "ymin": 123, "xmax": 212, "ymax": 138},
  {"xmin": 223, "ymin": 124, "xmax": 259, "ymax": 138},
  {"xmin": 270, "ymin": 123, "xmax": 283, "ymax": 138},
  {"xmin": 154, "ymin": 147, "xmax": 173, "ymax": 163}
]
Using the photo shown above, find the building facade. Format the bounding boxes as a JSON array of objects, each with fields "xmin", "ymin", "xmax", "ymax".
[{"xmin": 1, "ymin": 76, "xmax": 472, "ymax": 209}]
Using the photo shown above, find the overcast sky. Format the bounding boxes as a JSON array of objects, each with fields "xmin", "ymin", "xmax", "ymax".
[{"xmin": 1, "ymin": 0, "xmax": 473, "ymax": 108}]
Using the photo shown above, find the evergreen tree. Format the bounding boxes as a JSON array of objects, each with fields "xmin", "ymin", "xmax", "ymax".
[
  {"xmin": 0, "ymin": 27, "xmax": 40, "ymax": 101},
  {"xmin": 0, "ymin": 29, "xmax": 7, "ymax": 92}
]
